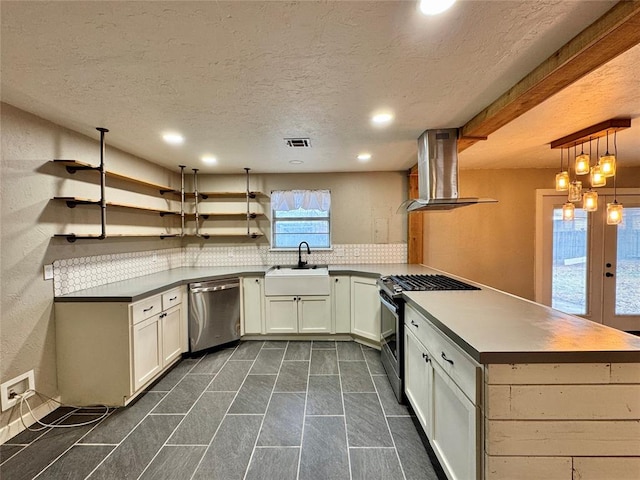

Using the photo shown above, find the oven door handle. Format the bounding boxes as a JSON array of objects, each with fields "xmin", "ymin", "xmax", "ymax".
[{"xmin": 379, "ymin": 294, "xmax": 399, "ymax": 316}]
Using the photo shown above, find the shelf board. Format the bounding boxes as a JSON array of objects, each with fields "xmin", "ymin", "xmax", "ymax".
[
  {"xmin": 191, "ymin": 191, "xmax": 268, "ymax": 200},
  {"xmin": 185, "ymin": 212, "xmax": 264, "ymax": 219},
  {"xmin": 53, "ymin": 197, "xmax": 179, "ymax": 216},
  {"xmin": 184, "ymin": 233, "xmax": 264, "ymax": 239},
  {"xmin": 54, "ymin": 233, "xmax": 179, "ymax": 243},
  {"xmin": 53, "ymin": 160, "xmax": 179, "ymax": 195}
]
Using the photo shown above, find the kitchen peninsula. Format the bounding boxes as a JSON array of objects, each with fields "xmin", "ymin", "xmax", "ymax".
[{"xmin": 54, "ymin": 264, "xmax": 640, "ymax": 480}]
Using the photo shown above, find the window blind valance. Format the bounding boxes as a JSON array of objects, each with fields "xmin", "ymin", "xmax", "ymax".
[{"xmin": 271, "ymin": 189, "xmax": 331, "ymax": 212}]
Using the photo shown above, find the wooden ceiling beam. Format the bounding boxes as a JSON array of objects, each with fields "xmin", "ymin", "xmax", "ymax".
[{"xmin": 458, "ymin": 1, "xmax": 640, "ymax": 152}]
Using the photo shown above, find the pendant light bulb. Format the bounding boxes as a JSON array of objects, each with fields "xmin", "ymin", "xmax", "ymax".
[
  {"xmin": 606, "ymin": 202, "xmax": 624, "ymax": 225},
  {"xmin": 555, "ymin": 171, "xmax": 569, "ymax": 191},
  {"xmin": 575, "ymin": 152, "xmax": 590, "ymax": 175},
  {"xmin": 583, "ymin": 190, "xmax": 598, "ymax": 212},
  {"xmin": 562, "ymin": 202, "xmax": 575, "ymax": 221},
  {"xmin": 599, "ymin": 153, "xmax": 616, "ymax": 177},
  {"xmin": 568, "ymin": 181, "xmax": 582, "ymax": 203},
  {"xmin": 418, "ymin": 0, "xmax": 456, "ymax": 15},
  {"xmin": 590, "ymin": 165, "xmax": 606, "ymax": 187}
]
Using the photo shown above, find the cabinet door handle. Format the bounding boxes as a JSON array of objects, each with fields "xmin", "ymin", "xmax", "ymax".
[
  {"xmin": 422, "ymin": 352, "xmax": 430, "ymax": 363},
  {"xmin": 159, "ymin": 312, "xmax": 167, "ymax": 318},
  {"xmin": 411, "ymin": 320, "xmax": 419, "ymax": 328},
  {"xmin": 255, "ymin": 279, "xmax": 260, "ymax": 283},
  {"xmin": 169, "ymin": 296, "xmax": 178, "ymax": 301},
  {"xmin": 441, "ymin": 352, "xmax": 454, "ymax": 365},
  {"xmin": 143, "ymin": 306, "xmax": 154, "ymax": 312}
]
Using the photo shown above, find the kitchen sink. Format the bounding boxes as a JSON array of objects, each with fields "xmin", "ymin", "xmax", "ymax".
[{"xmin": 264, "ymin": 265, "xmax": 330, "ymax": 296}]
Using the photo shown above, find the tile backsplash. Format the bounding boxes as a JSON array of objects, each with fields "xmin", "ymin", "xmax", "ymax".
[{"xmin": 53, "ymin": 243, "xmax": 407, "ymax": 295}]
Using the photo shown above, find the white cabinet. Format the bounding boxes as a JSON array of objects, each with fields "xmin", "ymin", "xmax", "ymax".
[
  {"xmin": 243, "ymin": 276, "xmax": 265, "ymax": 334},
  {"xmin": 331, "ymin": 275, "xmax": 351, "ymax": 334},
  {"xmin": 350, "ymin": 276, "xmax": 380, "ymax": 342},
  {"xmin": 265, "ymin": 296, "xmax": 299, "ymax": 333},
  {"xmin": 405, "ymin": 327, "xmax": 433, "ymax": 435},
  {"xmin": 404, "ymin": 304, "xmax": 481, "ymax": 480},
  {"xmin": 132, "ymin": 314, "xmax": 163, "ymax": 391},
  {"xmin": 431, "ymin": 359, "xmax": 479, "ymax": 480},
  {"xmin": 265, "ymin": 296, "xmax": 331, "ymax": 333},
  {"xmin": 55, "ymin": 285, "xmax": 186, "ymax": 406},
  {"xmin": 161, "ymin": 305, "xmax": 183, "ymax": 366},
  {"xmin": 299, "ymin": 296, "xmax": 332, "ymax": 333}
]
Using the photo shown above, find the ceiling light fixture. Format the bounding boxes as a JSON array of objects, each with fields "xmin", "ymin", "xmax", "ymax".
[
  {"xmin": 371, "ymin": 112, "xmax": 394, "ymax": 126},
  {"xmin": 357, "ymin": 153, "xmax": 372, "ymax": 162},
  {"xmin": 201, "ymin": 155, "xmax": 217, "ymax": 165},
  {"xmin": 162, "ymin": 133, "xmax": 184, "ymax": 145},
  {"xmin": 289, "ymin": 160, "xmax": 303, "ymax": 165},
  {"xmin": 418, "ymin": 0, "xmax": 456, "ymax": 16},
  {"xmin": 550, "ymin": 118, "xmax": 630, "ymax": 223}
]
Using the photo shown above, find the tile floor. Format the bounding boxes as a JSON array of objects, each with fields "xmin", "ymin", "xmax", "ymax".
[{"xmin": 0, "ymin": 340, "xmax": 440, "ymax": 480}]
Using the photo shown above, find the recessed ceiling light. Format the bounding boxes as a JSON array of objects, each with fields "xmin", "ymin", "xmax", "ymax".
[
  {"xmin": 418, "ymin": 0, "xmax": 456, "ymax": 16},
  {"xmin": 201, "ymin": 155, "xmax": 217, "ymax": 165},
  {"xmin": 357, "ymin": 153, "xmax": 372, "ymax": 162},
  {"xmin": 289, "ymin": 160, "xmax": 304, "ymax": 165},
  {"xmin": 371, "ymin": 112, "xmax": 394, "ymax": 126},
  {"xmin": 162, "ymin": 132, "xmax": 184, "ymax": 145}
]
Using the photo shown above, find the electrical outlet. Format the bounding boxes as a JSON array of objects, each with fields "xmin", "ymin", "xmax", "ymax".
[
  {"xmin": 1, "ymin": 370, "xmax": 35, "ymax": 412},
  {"xmin": 334, "ymin": 247, "xmax": 344, "ymax": 257},
  {"xmin": 43, "ymin": 264, "xmax": 54, "ymax": 280}
]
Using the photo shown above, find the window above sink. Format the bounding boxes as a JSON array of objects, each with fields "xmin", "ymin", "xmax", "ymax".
[{"xmin": 271, "ymin": 189, "xmax": 331, "ymax": 249}]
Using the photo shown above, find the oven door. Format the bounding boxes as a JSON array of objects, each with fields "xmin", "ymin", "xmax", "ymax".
[{"xmin": 379, "ymin": 289, "xmax": 403, "ymax": 403}]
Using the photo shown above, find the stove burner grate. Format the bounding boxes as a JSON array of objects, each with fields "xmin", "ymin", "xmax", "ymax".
[{"xmin": 388, "ymin": 274, "xmax": 480, "ymax": 291}]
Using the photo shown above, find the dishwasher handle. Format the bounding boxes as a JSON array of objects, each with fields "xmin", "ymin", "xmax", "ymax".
[{"xmin": 189, "ymin": 278, "xmax": 240, "ymax": 293}]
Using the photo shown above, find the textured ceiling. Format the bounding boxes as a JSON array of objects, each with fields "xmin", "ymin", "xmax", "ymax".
[{"xmin": 2, "ymin": 0, "xmax": 637, "ymax": 174}]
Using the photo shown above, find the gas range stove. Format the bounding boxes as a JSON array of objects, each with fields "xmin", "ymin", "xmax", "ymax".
[{"xmin": 379, "ymin": 274, "xmax": 480, "ymax": 298}]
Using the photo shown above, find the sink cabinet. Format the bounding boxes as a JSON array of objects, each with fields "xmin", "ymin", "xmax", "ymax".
[
  {"xmin": 55, "ymin": 286, "xmax": 186, "ymax": 406},
  {"xmin": 265, "ymin": 295, "xmax": 331, "ymax": 333}
]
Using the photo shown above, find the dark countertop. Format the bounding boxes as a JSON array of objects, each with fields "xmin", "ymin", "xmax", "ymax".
[{"xmin": 55, "ymin": 263, "xmax": 640, "ymax": 364}]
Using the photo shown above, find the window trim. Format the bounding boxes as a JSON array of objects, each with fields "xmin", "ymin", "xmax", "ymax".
[{"xmin": 270, "ymin": 189, "xmax": 332, "ymax": 250}]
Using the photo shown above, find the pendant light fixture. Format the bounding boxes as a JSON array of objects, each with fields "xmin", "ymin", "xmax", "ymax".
[
  {"xmin": 555, "ymin": 147, "xmax": 569, "ymax": 191},
  {"xmin": 590, "ymin": 165, "xmax": 607, "ymax": 187},
  {"xmin": 583, "ymin": 190, "xmax": 598, "ymax": 212},
  {"xmin": 550, "ymin": 118, "xmax": 630, "ymax": 219},
  {"xmin": 606, "ymin": 135, "xmax": 624, "ymax": 225},
  {"xmin": 599, "ymin": 130, "xmax": 617, "ymax": 177},
  {"xmin": 575, "ymin": 141, "xmax": 590, "ymax": 175},
  {"xmin": 562, "ymin": 202, "xmax": 575, "ymax": 221}
]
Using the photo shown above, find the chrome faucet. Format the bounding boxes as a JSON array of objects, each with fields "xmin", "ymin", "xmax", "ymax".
[{"xmin": 297, "ymin": 241, "xmax": 311, "ymax": 269}]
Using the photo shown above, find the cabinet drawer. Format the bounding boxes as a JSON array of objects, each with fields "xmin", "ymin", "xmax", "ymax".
[
  {"xmin": 131, "ymin": 295, "xmax": 162, "ymax": 324},
  {"xmin": 162, "ymin": 287, "xmax": 182, "ymax": 310},
  {"xmin": 405, "ymin": 304, "xmax": 480, "ymax": 404}
]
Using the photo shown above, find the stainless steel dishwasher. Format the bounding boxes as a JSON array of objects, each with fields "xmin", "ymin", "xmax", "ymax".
[{"xmin": 188, "ymin": 277, "xmax": 241, "ymax": 353}]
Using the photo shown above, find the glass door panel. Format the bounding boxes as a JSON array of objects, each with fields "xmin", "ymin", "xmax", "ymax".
[
  {"xmin": 615, "ymin": 206, "xmax": 640, "ymax": 315},
  {"xmin": 551, "ymin": 207, "xmax": 589, "ymax": 314},
  {"xmin": 603, "ymin": 197, "xmax": 640, "ymax": 331}
]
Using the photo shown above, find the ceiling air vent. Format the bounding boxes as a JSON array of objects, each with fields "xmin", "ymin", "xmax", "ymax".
[{"xmin": 284, "ymin": 138, "xmax": 311, "ymax": 148}]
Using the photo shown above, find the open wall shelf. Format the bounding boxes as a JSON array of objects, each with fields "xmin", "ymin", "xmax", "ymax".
[
  {"xmin": 53, "ymin": 159, "xmax": 178, "ymax": 195},
  {"xmin": 53, "ymin": 197, "xmax": 179, "ymax": 216},
  {"xmin": 52, "ymin": 132, "xmax": 268, "ymax": 242}
]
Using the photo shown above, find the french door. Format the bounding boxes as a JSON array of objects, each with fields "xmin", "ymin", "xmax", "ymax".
[{"xmin": 536, "ymin": 190, "xmax": 640, "ymax": 331}]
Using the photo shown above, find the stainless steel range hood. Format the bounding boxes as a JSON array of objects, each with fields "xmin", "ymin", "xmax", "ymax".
[{"xmin": 402, "ymin": 128, "xmax": 497, "ymax": 212}]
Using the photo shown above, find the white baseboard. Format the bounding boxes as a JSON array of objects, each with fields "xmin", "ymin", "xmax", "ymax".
[{"xmin": 0, "ymin": 396, "xmax": 61, "ymax": 444}]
